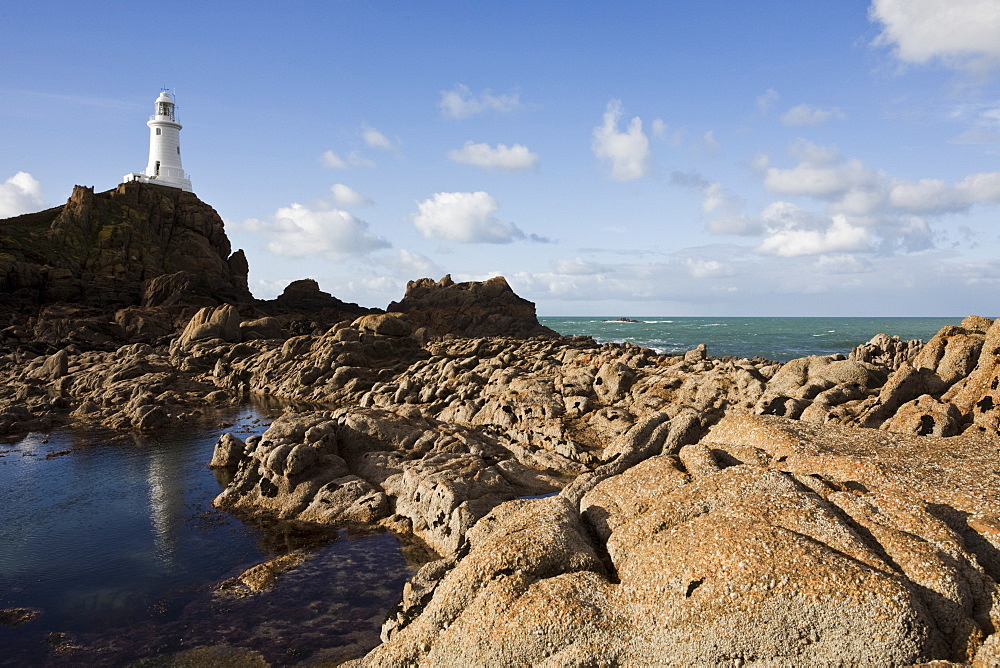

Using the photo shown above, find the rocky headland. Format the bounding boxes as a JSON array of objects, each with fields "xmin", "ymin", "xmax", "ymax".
[{"xmin": 3, "ymin": 183, "xmax": 1000, "ymax": 666}]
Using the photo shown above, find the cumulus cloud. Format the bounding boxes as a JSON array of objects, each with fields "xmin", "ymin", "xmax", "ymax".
[
  {"xmin": 757, "ymin": 214, "xmax": 872, "ymax": 257},
  {"xmin": 763, "ymin": 140, "xmax": 877, "ymax": 201},
  {"xmin": 330, "ymin": 184, "xmax": 372, "ymax": 208},
  {"xmin": 0, "ymin": 172, "xmax": 43, "ymax": 218},
  {"xmin": 439, "ymin": 84, "xmax": 522, "ymax": 119},
  {"xmin": 763, "ymin": 140, "xmax": 1000, "ymax": 217},
  {"xmin": 447, "ymin": 141, "xmax": 539, "ymax": 171},
  {"xmin": 592, "ymin": 100, "xmax": 652, "ymax": 181},
  {"xmin": 321, "ymin": 149, "xmax": 374, "ymax": 169},
  {"xmin": 412, "ymin": 191, "xmax": 525, "ymax": 243},
  {"xmin": 870, "ymin": 0, "xmax": 1000, "ymax": 72},
  {"xmin": 242, "ymin": 202, "xmax": 390, "ymax": 258},
  {"xmin": 780, "ymin": 104, "xmax": 846, "ymax": 127},
  {"xmin": 361, "ymin": 124, "xmax": 399, "ymax": 151},
  {"xmin": 651, "ymin": 118, "xmax": 667, "ymax": 139},
  {"xmin": 756, "ymin": 88, "xmax": 779, "ymax": 115}
]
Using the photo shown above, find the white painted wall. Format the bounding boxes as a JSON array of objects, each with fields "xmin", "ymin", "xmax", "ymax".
[{"xmin": 123, "ymin": 91, "xmax": 192, "ymax": 191}]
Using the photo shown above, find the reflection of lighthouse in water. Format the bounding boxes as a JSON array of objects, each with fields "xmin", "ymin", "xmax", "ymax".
[
  {"xmin": 124, "ymin": 90, "xmax": 193, "ymax": 191},
  {"xmin": 146, "ymin": 444, "xmax": 187, "ymax": 571}
]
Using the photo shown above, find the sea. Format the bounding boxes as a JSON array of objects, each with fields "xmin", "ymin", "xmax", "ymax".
[
  {"xmin": 0, "ymin": 315, "xmax": 972, "ymax": 665},
  {"xmin": 539, "ymin": 316, "xmax": 963, "ymax": 362}
]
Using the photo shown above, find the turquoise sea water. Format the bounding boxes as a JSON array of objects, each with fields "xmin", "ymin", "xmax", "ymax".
[{"xmin": 539, "ymin": 317, "xmax": 964, "ymax": 363}]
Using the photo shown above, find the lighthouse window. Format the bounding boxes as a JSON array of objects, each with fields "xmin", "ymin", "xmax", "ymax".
[
  {"xmin": 155, "ymin": 128, "xmax": 161, "ymax": 135},
  {"xmin": 154, "ymin": 161, "xmax": 160, "ymax": 175},
  {"xmin": 177, "ymin": 147, "xmax": 180, "ymax": 154}
]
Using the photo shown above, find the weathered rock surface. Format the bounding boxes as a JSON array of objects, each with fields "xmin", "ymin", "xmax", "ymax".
[{"xmin": 359, "ymin": 413, "xmax": 1000, "ymax": 666}]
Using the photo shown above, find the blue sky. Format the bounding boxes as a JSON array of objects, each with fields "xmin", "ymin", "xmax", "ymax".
[{"xmin": 3, "ymin": 0, "xmax": 1000, "ymax": 316}]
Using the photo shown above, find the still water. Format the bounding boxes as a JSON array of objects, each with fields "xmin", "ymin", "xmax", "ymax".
[{"xmin": 0, "ymin": 405, "xmax": 416, "ymax": 666}]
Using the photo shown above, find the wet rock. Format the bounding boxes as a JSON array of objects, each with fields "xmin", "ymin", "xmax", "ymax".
[
  {"xmin": 215, "ymin": 550, "xmax": 308, "ymax": 597},
  {"xmin": 0, "ymin": 608, "xmax": 41, "ymax": 626}
]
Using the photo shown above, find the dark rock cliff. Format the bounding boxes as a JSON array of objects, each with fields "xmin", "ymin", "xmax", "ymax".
[
  {"xmin": 387, "ymin": 274, "xmax": 558, "ymax": 340},
  {"xmin": 0, "ymin": 181, "xmax": 251, "ymax": 307}
]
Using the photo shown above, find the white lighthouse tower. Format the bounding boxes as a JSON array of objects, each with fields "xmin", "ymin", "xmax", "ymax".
[{"xmin": 124, "ymin": 90, "xmax": 192, "ymax": 191}]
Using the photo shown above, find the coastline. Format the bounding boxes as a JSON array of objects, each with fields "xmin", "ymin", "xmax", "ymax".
[{"xmin": 3, "ymin": 184, "xmax": 1000, "ymax": 665}]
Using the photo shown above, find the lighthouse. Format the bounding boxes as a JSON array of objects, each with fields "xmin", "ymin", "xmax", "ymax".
[{"xmin": 124, "ymin": 90, "xmax": 193, "ymax": 191}]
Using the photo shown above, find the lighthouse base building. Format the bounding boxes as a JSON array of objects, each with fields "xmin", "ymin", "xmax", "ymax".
[{"xmin": 124, "ymin": 90, "xmax": 193, "ymax": 192}]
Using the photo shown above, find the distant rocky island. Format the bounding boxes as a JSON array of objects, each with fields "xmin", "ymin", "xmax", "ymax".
[{"xmin": 3, "ymin": 182, "xmax": 1000, "ymax": 665}]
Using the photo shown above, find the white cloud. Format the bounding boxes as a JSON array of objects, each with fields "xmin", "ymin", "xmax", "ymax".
[
  {"xmin": 0, "ymin": 172, "xmax": 43, "ymax": 218},
  {"xmin": 759, "ymin": 201, "xmax": 831, "ymax": 232},
  {"xmin": 242, "ymin": 202, "xmax": 390, "ymax": 258},
  {"xmin": 764, "ymin": 140, "xmax": 1000, "ymax": 217},
  {"xmin": 411, "ymin": 191, "xmax": 525, "ymax": 244},
  {"xmin": 701, "ymin": 182, "xmax": 737, "ymax": 214},
  {"xmin": 780, "ymin": 104, "xmax": 846, "ymax": 127},
  {"xmin": 871, "ymin": 0, "xmax": 1000, "ymax": 72},
  {"xmin": 552, "ymin": 257, "xmax": 610, "ymax": 275},
  {"xmin": 592, "ymin": 99, "xmax": 652, "ymax": 181},
  {"xmin": 685, "ymin": 258, "xmax": 734, "ymax": 279},
  {"xmin": 763, "ymin": 140, "xmax": 877, "ymax": 200},
  {"xmin": 889, "ymin": 171, "xmax": 1000, "ymax": 213},
  {"xmin": 887, "ymin": 179, "xmax": 957, "ymax": 213},
  {"xmin": 757, "ymin": 214, "xmax": 872, "ymax": 257},
  {"xmin": 651, "ymin": 118, "xmax": 667, "ymax": 139},
  {"xmin": 957, "ymin": 171, "xmax": 1000, "ymax": 202},
  {"xmin": 439, "ymin": 84, "xmax": 522, "ymax": 119},
  {"xmin": 330, "ymin": 183, "xmax": 372, "ymax": 208},
  {"xmin": 361, "ymin": 124, "xmax": 399, "ymax": 151},
  {"xmin": 447, "ymin": 141, "xmax": 539, "ymax": 171},
  {"xmin": 321, "ymin": 149, "xmax": 374, "ymax": 169},
  {"xmin": 756, "ymin": 88, "xmax": 779, "ymax": 115}
]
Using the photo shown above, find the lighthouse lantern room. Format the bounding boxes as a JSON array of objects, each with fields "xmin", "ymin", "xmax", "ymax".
[{"xmin": 124, "ymin": 90, "xmax": 193, "ymax": 192}]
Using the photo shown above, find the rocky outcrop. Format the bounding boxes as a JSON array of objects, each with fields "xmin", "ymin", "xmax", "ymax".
[
  {"xmin": 0, "ymin": 182, "xmax": 251, "ymax": 307},
  {"xmin": 255, "ymin": 279, "xmax": 377, "ymax": 330},
  {"xmin": 360, "ymin": 413, "xmax": 1000, "ymax": 666},
  {"xmin": 386, "ymin": 275, "xmax": 558, "ymax": 340},
  {"xmin": 850, "ymin": 332, "xmax": 923, "ymax": 370}
]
